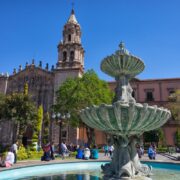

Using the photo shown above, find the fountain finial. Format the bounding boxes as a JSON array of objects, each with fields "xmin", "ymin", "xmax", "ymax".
[
  {"xmin": 119, "ymin": 41, "xmax": 125, "ymax": 49},
  {"xmin": 118, "ymin": 41, "xmax": 129, "ymax": 55}
]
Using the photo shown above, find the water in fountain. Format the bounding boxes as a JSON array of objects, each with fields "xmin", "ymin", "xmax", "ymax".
[{"xmin": 80, "ymin": 42, "xmax": 171, "ymax": 180}]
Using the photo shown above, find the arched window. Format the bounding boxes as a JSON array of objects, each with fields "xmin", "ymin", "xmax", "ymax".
[
  {"xmin": 70, "ymin": 51, "xmax": 74, "ymax": 61},
  {"xmin": 63, "ymin": 51, "xmax": 67, "ymax": 61},
  {"xmin": 68, "ymin": 34, "xmax": 71, "ymax": 42}
]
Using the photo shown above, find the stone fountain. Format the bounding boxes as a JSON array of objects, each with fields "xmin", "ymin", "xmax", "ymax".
[{"xmin": 80, "ymin": 42, "xmax": 171, "ymax": 180}]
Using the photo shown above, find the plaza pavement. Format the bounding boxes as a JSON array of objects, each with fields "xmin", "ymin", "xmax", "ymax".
[{"xmin": 0, "ymin": 153, "xmax": 180, "ymax": 172}]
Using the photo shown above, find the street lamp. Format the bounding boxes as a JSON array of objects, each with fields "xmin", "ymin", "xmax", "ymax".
[{"xmin": 52, "ymin": 112, "xmax": 71, "ymax": 145}]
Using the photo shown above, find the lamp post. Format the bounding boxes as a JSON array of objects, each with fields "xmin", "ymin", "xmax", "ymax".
[{"xmin": 52, "ymin": 112, "xmax": 70, "ymax": 145}]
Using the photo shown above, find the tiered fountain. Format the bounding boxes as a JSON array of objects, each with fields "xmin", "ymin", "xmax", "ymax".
[{"xmin": 80, "ymin": 42, "xmax": 171, "ymax": 180}]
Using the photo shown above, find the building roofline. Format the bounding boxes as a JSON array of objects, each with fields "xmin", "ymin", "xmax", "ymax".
[
  {"xmin": 108, "ymin": 77, "xmax": 180, "ymax": 84},
  {"xmin": 8, "ymin": 65, "xmax": 53, "ymax": 78}
]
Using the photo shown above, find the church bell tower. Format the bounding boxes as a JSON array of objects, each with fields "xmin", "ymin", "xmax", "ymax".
[{"xmin": 56, "ymin": 9, "xmax": 84, "ymax": 74}]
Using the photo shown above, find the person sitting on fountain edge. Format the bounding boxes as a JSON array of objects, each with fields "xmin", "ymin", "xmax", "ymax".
[
  {"xmin": 0, "ymin": 148, "xmax": 15, "ymax": 167},
  {"xmin": 84, "ymin": 147, "xmax": 91, "ymax": 160},
  {"xmin": 148, "ymin": 145, "xmax": 156, "ymax": 160},
  {"xmin": 76, "ymin": 146, "xmax": 84, "ymax": 159},
  {"xmin": 91, "ymin": 145, "xmax": 99, "ymax": 159},
  {"xmin": 41, "ymin": 143, "xmax": 53, "ymax": 161}
]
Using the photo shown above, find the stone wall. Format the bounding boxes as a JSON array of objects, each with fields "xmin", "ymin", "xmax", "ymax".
[{"xmin": 0, "ymin": 120, "xmax": 13, "ymax": 146}]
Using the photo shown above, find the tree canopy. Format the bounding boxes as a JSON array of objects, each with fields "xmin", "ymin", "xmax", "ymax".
[
  {"xmin": 167, "ymin": 90, "xmax": 180, "ymax": 147},
  {"xmin": 55, "ymin": 70, "xmax": 114, "ymax": 127},
  {"xmin": 0, "ymin": 92, "xmax": 37, "ymax": 141},
  {"xmin": 54, "ymin": 70, "xmax": 114, "ymax": 144},
  {"xmin": 167, "ymin": 90, "xmax": 180, "ymax": 121}
]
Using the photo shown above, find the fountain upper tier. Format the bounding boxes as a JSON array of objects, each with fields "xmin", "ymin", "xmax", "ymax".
[
  {"xmin": 101, "ymin": 42, "xmax": 145, "ymax": 78},
  {"xmin": 80, "ymin": 42, "xmax": 171, "ymax": 135}
]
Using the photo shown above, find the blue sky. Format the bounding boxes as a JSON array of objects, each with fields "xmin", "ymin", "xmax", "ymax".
[{"xmin": 0, "ymin": 0, "xmax": 179, "ymax": 81}]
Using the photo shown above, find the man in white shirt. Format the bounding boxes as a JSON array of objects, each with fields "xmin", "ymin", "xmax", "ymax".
[
  {"xmin": 109, "ymin": 145, "xmax": 114, "ymax": 158},
  {"xmin": 11, "ymin": 141, "xmax": 18, "ymax": 163},
  {"xmin": 60, "ymin": 141, "xmax": 68, "ymax": 159}
]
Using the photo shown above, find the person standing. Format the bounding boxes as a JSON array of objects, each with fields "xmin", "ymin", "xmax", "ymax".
[
  {"xmin": 103, "ymin": 144, "xmax": 109, "ymax": 156},
  {"xmin": 109, "ymin": 145, "xmax": 114, "ymax": 158},
  {"xmin": 60, "ymin": 141, "xmax": 68, "ymax": 159},
  {"xmin": 11, "ymin": 141, "xmax": 18, "ymax": 164},
  {"xmin": 50, "ymin": 142, "xmax": 55, "ymax": 160}
]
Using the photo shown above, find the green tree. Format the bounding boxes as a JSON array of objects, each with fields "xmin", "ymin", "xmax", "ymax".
[
  {"xmin": 37, "ymin": 105, "xmax": 43, "ymax": 147},
  {"xmin": 144, "ymin": 130, "xmax": 159, "ymax": 144},
  {"xmin": 0, "ymin": 92, "xmax": 37, "ymax": 142},
  {"xmin": 175, "ymin": 128, "xmax": 180, "ymax": 147},
  {"xmin": 158, "ymin": 128, "xmax": 166, "ymax": 147},
  {"xmin": 143, "ymin": 128, "xmax": 166, "ymax": 147},
  {"xmin": 24, "ymin": 83, "xmax": 28, "ymax": 96},
  {"xmin": 167, "ymin": 90, "xmax": 180, "ymax": 121},
  {"xmin": 42, "ymin": 112, "xmax": 50, "ymax": 144},
  {"xmin": 55, "ymin": 69, "xmax": 113, "ymax": 145},
  {"xmin": 167, "ymin": 90, "xmax": 180, "ymax": 147}
]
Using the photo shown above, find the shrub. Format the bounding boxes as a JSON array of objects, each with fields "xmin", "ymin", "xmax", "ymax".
[
  {"xmin": 27, "ymin": 149, "xmax": 43, "ymax": 159},
  {"xmin": 157, "ymin": 147, "xmax": 168, "ymax": 153},
  {"xmin": 17, "ymin": 145, "xmax": 28, "ymax": 160},
  {"xmin": 17, "ymin": 145, "xmax": 43, "ymax": 160},
  {"xmin": 70, "ymin": 151, "xmax": 76, "ymax": 157}
]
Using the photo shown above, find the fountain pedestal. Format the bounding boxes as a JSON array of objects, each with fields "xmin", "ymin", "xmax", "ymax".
[{"xmin": 102, "ymin": 135, "xmax": 152, "ymax": 180}]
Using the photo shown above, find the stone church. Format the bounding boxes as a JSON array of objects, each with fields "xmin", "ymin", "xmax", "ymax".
[
  {"xmin": 0, "ymin": 9, "xmax": 84, "ymax": 146},
  {"xmin": 0, "ymin": 9, "xmax": 180, "ymax": 147}
]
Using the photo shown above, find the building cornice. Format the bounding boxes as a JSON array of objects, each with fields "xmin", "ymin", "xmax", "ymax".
[{"xmin": 108, "ymin": 77, "xmax": 180, "ymax": 84}]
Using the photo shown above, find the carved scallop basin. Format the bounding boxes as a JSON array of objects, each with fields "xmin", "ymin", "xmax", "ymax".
[{"xmin": 80, "ymin": 101, "xmax": 171, "ymax": 136}]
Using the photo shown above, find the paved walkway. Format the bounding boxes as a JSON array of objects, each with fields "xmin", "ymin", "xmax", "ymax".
[{"xmin": 0, "ymin": 153, "xmax": 180, "ymax": 172}]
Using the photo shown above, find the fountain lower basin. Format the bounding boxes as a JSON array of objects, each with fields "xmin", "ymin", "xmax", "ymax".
[
  {"xmin": 0, "ymin": 161, "xmax": 180, "ymax": 180},
  {"xmin": 80, "ymin": 101, "xmax": 171, "ymax": 136}
]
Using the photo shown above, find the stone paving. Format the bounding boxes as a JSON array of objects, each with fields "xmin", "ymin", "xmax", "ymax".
[{"xmin": 0, "ymin": 153, "xmax": 180, "ymax": 172}]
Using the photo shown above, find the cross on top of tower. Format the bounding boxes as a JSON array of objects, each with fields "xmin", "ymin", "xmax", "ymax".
[
  {"xmin": 67, "ymin": 3, "xmax": 78, "ymax": 24},
  {"xmin": 71, "ymin": 1, "xmax": 74, "ymax": 14}
]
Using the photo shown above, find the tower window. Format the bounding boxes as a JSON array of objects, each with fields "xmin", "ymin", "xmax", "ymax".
[
  {"xmin": 70, "ymin": 51, "xmax": 74, "ymax": 61},
  {"xmin": 68, "ymin": 34, "xmax": 71, "ymax": 42},
  {"xmin": 146, "ymin": 91, "xmax": 154, "ymax": 101},
  {"xmin": 63, "ymin": 51, "xmax": 67, "ymax": 61}
]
